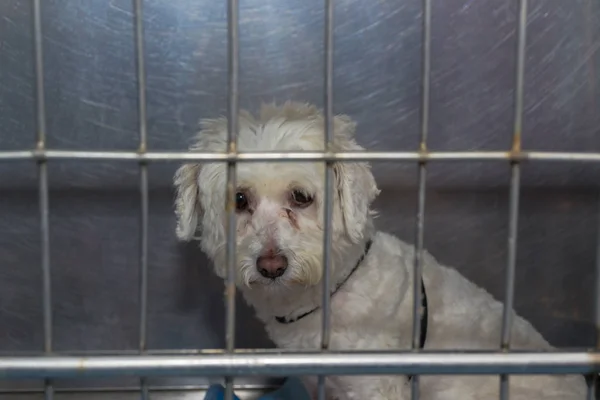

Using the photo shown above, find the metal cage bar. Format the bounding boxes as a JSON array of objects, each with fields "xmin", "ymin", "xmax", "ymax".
[
  {"xmin": 0, "ymin": 383, "xmax": 281, "ymax": 396},
  {"xmin": 224, "ymin": 0, "xmax": 240, "ymax": 398},
  {"xmin": 411, "ymin": 0, "xmax": 432, "ymax": 399},
  {"xmin": 317, "ymin": 0, "xmax": 335, "ymax": 398},
  {"xmin": 32, "ymin": 0, "xmax": 53, "ymax": 399},
  {"xmin": 133, "ymin": 0, "xmax": 150, "ymax": 399},
  {"xmin": 591, "ymin": 196, "xmax": 600, "ymax": 399},
  {"xmin": 1, "ymin": 352, "xmax": 599, "ymax": 379},
  {"xmin": 3, "ymin": 149, "xmax": 600, "ymax": 163},
  {"xmin": 0, "ymin": 347, "xmax": 597, "ymax": 358},
  {"xmin": 499, "ymin": 1, "xmax": 528, "ymax": 399}
]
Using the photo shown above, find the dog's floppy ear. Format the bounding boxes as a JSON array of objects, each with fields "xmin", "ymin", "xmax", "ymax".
[
  {"xmin": 332, "ymin": 116, "xmax": 380, "ymax": 243},
  {"xmin": 174, "ymin": 162, "xmax": 203, "ymax": 241},
  {"xmin": 173, "ymin": 116, "xmax": 232, "ymax": 242}
]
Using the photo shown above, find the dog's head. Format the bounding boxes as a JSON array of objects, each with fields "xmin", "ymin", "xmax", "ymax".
[{"xmin": 174, "ymin": 101, "xmax": 380, "ymax": 289}]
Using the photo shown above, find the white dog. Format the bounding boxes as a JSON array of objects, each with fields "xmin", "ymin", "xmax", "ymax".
[{"xmin": 173, "ymin": 101, "xmax": 588, "ymax": 399}]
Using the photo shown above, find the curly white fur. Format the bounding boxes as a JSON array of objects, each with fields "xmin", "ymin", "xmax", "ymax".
[{"xmin": 173, "ymin": 101, "xmax": 588, "ymax": 400}]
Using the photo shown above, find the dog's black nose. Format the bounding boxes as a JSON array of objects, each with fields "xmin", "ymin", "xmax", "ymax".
[
  {"xmin": 257, "ymin": 255, "xmax": 288, "ymax": 279},
  {"xmin": 258, "ymin": 266, "xmax": 287, "ymax": 279}
]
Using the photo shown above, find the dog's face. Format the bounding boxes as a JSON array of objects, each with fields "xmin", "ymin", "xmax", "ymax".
[{"xmin": 174, "ymin": 102, "xmax": 380, "ymax": 289}]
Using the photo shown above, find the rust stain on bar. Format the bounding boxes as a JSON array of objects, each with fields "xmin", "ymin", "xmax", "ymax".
[
  {"xmin": 509, "ymin": 132, "xmax": 523, "ymax": 165},
  {"xmin": 418, "ymin": 143, "xmax": 428, "ymax": 166},
  {"xmin": 225, "ymin": 282, "xmax": 236, "ymax": 300},
  {"xmin": 512, "ymin": 131, "xmax": 522, "ymax": 153},
  {"xmin": 228, "ymin": 142, "xmax": 237, "ymax": 154},
  {"xmin": 226, "ymin": 184, "xmax": 237, "ymax": 214}
]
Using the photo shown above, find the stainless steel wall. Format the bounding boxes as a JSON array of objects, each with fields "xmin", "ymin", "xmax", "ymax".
[{"xmin": 1, "ymin": 0, "xmax": 599, "ymax": 397}]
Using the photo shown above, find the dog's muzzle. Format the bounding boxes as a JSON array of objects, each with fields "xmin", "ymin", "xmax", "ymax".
[{"xmin": 256, "ymin": 254, "xmax": 288, "ymax": 279}]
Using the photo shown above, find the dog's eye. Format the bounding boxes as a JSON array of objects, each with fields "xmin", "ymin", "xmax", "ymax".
[
  {"xmin": 291, "ymin": 190, "xmax": 313, "ymax": 208},
  {"xmin": 235, "ymin": 192, "xmax": 249, "ymax": 211}
]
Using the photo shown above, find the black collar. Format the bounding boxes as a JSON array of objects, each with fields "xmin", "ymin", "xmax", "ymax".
[{"xmin": 275, "ymin": 239, "xmax": 373, "ymax": 324}]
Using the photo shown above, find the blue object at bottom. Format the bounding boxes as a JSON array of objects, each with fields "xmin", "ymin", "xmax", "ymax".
[{"xmin": 203, "ymin": 377, "xmax": 310, "ymax": 400}]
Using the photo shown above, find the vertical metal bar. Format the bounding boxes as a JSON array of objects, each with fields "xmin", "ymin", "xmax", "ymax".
[
  {"xmin": 225, "ymin": 0, "xmax": 239, "ymax": 399},
  {"xmin": 133, "ymin": 1, "xmax": 149, "ymax": 399},
  {"xmin": 134, "ymin": 0, "xmax": 148, "ymax": 151},
  {"xmin": 321, "ymin": 0, "xmax": 334, "ymax": 358},
  {"xmin": 417, "ymin": 0, "xmax": 432, "ymax": 154},
  {"xmin": 500, "ymin": 167, "xmax": 522, "ymax": 346},
  {"xmin": 591, "ymin": 197, "xmax": 600, "ymax": 400},
  {"xmin": 410, "ymin": 1, "xmax": 431, "ymax": 400},
  {"xmin": 499, "ymin": 1, "xmax": 527, "ymax": 399},
  {"xmin": 317, "ymin": 0, "xmax": 335, "ymax": 399},
  {"xmin": 586, "ymin": 375, "xmax": 597, "ymax": 400},
  {"xmin": 595, "ymin": 117, "xmax": 600, "ymax": 355},
  {"xmin": 32, "ymin": 0, "xmax": 50, "ymax": 353},
  {"xmin": 138, "ymin": 165, "xmax": 150, "ymax": 400},
  {"xmin": 38, "ymin": 169, "xmax": 53, "ymax": 400},
  {"xmin": 32, "ymin": 1, "xmax": 53, "ymax": 399},
  {"xmin": 32, "ymin": 0, "xmax": 46, "ymax": 151}
]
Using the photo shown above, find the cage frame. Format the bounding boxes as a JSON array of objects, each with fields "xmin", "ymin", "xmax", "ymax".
[{"xmin": 0, "ymin": 0, "xmax": 599, "ymax": 399}]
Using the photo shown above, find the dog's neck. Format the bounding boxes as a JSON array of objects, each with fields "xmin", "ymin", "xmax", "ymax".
[{"xmin": 239, "ymin": 228, "xmax": 375, "ymax": 325}]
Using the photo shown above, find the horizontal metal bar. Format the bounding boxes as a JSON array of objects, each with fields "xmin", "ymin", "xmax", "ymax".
[
  {"xmin": 1, "ymin": 352, "xmax": 598, "ymax": 379},
  {"xmin": 0, "ymin": 347, "xmax": 594, "ymax": 357},
  {"xmin": 0, "ymin": 349, "xmax": 242, "ymax": 357},
  {"xmin": 2, "ymin": 150, "xmax": 600, "ymax": 163},
  {"xmin": 1, "ymin": 383, "xmax": 279, "ymax": 395}
]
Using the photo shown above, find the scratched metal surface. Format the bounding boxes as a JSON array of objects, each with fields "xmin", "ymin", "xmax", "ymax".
[{"xmin": 0, "ymin": 0, "xmax": 599, "ymax": 396}]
